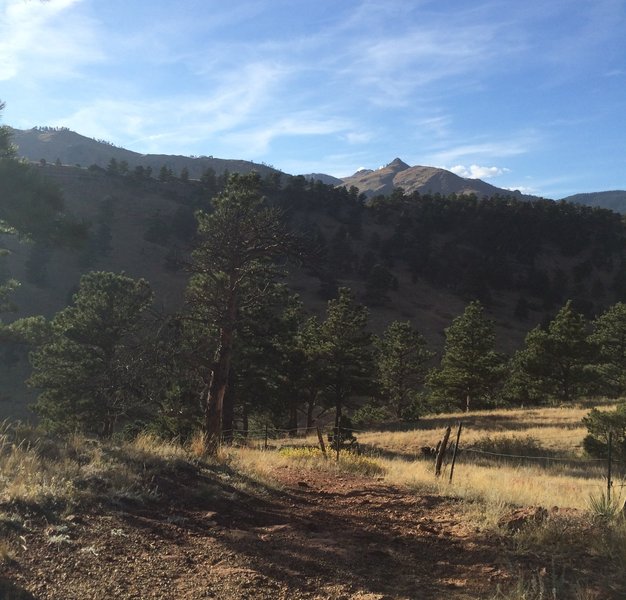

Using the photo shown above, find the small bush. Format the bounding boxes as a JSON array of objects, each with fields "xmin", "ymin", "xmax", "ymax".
[
  {"xmin": 352, "ymin": 403, "xmax": 392, "ymax": 428},
  {"xmin": 583, "ymin": 403, "xmax": 626, "ymax": 460},
  {"xmin": 588, "ymin": 490, "xmax": 623, "ymax": 523},
  {"xmin": 471, "ymin": 435, "xmax": 550, "ymax": 459}
]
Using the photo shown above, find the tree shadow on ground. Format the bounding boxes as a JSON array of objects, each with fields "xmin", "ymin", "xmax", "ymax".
[{"xmin": 0, "ymin": 578, "xmax": 38, "ymax": 600}]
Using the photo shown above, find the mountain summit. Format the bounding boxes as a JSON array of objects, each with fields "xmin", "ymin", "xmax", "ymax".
[
  {"xmin": 340, "ymin": 160, "xmax": 540, "ymax": 200},
  {"xmin": 386, "ymin": 157, "xmax": 411, "ymax": 171}
]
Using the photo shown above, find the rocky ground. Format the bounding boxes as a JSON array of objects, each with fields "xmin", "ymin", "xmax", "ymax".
[{"xmin": 0, "ymin": 464, "xmax": 622, "ymax": 599}]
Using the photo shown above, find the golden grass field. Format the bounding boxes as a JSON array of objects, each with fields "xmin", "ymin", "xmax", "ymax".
[
  {"xmin": 232, "ymin": 405, "xmax": 619, "ymax": 511},
  {"xmin": 0, "ymin": 405, "xmax": 618, "ymax": 513}
]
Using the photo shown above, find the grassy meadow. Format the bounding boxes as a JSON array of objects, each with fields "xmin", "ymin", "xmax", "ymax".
[
  {"xmin": 233, "ymin": 405, "xmax": 618, "ymax": 511},
  {"xmin": 0, "ymin": 405, "xmax": 618, "ymax": 516}
]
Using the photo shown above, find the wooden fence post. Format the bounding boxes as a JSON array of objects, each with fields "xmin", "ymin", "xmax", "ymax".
[
  {"xmin": 435, "ymin": 425, "xmax": 452, "ymax": 477},
  {"xmin": 448, "ymin": 422, "xmax": 463, "ymax": 484},
  {"xmin": 264, "ymin": 425, "xmax": 268, "ymax": 451},
  {"xmin": 335, "ymin": 426, "xmax": 341, "ymax": 462},
  {"xmin": 316, "ymin": 426, "xmax": 327, "ymax": 458},
  {"xmin": 606, "ymin": 431, "xmax": 613, "ymax": 503}
]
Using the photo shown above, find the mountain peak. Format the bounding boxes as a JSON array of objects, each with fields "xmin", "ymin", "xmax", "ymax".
[{"xmin": 386, "ymin": 158, "xmax": 410, "ymax": 171}]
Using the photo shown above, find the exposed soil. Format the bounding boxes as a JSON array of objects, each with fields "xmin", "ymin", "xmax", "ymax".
[{"xmin": 0, "ymin": 464, "xmax": 622, "ymax": 599}]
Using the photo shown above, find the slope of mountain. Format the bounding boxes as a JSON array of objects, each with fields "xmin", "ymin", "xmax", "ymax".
[
  {"xmin": 302, "ymin": 173, "xmax": 343, "ymax": 186},
  {"xmin": 340, "ymin": 158, "xmax": 542, "ymax": 200},
  {"xmin": 3, "ymin": 159, "xmax": 626, "ymax": 420},
  {"xmin": 9, "ymin": 127, "xmax": 282, "ymax": 180},
  {"xmin": 560, "ymin": 190, "xmax": 626, "ymax": 213}
]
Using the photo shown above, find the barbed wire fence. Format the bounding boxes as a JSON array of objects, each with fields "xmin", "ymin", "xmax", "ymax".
[{"xmin": 216, "ymin": 421, "xmax": 623, "ymax": 500}]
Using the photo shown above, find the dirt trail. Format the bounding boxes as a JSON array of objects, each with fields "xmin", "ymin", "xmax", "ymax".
[{"xmin": 0, "ymin": 466, "xmax": 611, "ymax": 599}]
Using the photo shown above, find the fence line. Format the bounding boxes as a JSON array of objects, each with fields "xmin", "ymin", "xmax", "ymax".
[{"xmin": 462, "ymin": 447, "xmax": 606, "ymax": 463}]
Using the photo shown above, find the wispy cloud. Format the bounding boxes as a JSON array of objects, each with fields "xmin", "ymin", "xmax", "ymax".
[
  {"xmin": 429, "ymin": 136, "xmax": 536, "ymax": 165},
  {"xmin": 225, "ymin": 114, "xmax": 352, "ymax": 156},
  {"xmin": 0, "ymin": 0, "xmax": 103, "ymax": 81}
]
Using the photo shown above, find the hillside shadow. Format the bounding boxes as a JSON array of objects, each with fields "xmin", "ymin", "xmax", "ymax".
[
  {"xmin": 417, "ymin": 414, "xmax": 584, "ymax": 432},
  {"xmin": 111, "ymin": 459, "xmax": 318, "ymax": 544},
  {"xmin": 358, "ymin": 443, "xmax": 419, "ymax": 461},
  {"xmin": 0, "ymin": 579, "xmax": 38, "ymax": 600}
]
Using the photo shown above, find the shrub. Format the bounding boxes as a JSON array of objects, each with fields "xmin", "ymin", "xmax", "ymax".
[
  {"xmin": 352, "ymin": 403, "xmax": 392, "ymax": 428},
  {"xmin": 582, "ymin": 402, "xmax": 626, "ymax": 460}
]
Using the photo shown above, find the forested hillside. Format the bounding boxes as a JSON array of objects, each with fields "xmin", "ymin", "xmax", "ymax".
[{"xmin": 2, "ymin": 158, "xmax": 626, "ymax": 432}]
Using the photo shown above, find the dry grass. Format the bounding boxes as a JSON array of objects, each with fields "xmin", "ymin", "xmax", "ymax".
[
  {"xmin": 0, "ymin": 423, "xmax": 197, "ymax": 511},
  {"xmin": 232, "ymin": 405, "xmax": 615, "ymax": 510},
  {"xmin": 228, "ymin": 405, "xmax": 625, "ymax": 598},
  {"xmin": 232, "ymin": 445, "xmax": 385, "ymax": 487},
  {"xmin": 357, "ymin": 406, "xmax": 591, "ymax": 457}
]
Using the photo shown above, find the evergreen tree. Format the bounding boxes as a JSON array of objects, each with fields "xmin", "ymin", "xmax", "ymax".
[
  {"xmin": 376, "ymin": 321, "xmax": 434, "ymax": 419},
  {"xmin": 314, "ymin": 287, "xmax": 373, "ymax": 428},
  {"xmin": 0, "ymin": 101, "xmax": 82, "ymax": 312},
  {"xmin": 364, "ymin": 263, "xmax": 396, "ymax": 306},
  {"xmin": 29, "ymin": 272, "xmax": 153, "ymax": 436},
  {"xmin": 589, "ymin": 302, "xmax": 626, "ymax": 396},
  {"xmin": 158, "ymin": 165, "xmax": 172, "ymax": 182},
  {"xmin": 106, "ymin": 157, "xmax": 119, "ymax": 175},
  {"xmin": 583, "ymin": 402, "xmax": 626, "ymax": 460},
  {"xmin": 0, "ymin": 101, "xmax": 14, "ymax": 159},
  {"xmin": 186, "ymin": 173, "xmax": 296, "ymax": 452},
  {"xmin": 427, "ymin": 300, "xmax": 504, "ymax": 411},
  {"xmin": 226, "ymin": 284, "xmax": 301, "ymax": 436},
  {"xmin": 511, "ymin": 300, "xmax": 595, "ymax": 403}
]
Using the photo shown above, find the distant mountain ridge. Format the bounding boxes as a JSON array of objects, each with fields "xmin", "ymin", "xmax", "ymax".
[
  {"xmin": 560, "ymin": 190, "xmax": 626, "ymax": 213},
  {"xmin": 338, "ymin": 158, "xmax": 543, "ymax": 201},
  {"xmin": 9, "ymin": 127, "xmax": 281, "ymax": 180},
  {"xmin": 11, "ymin": 126, "xmax": 626, "ymax": 208}
]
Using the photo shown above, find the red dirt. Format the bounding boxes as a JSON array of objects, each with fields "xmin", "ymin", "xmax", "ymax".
[{"xmin": 0, "ymin": 465, "xmax": 621, "ymax": 599}]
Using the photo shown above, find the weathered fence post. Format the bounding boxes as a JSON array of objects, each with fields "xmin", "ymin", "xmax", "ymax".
[
  {"xmin": 435, "ymin": 425, "xmax": 452, "ymax": 477},
  {"xmin": 316, "ymin": 426, "xmax": 327, "ymax": 458},
  {"xmin": 264, "ymin": 424, "xmax": 268, "ymax": 451},
  {"xmin": 335, "ymin": 426, "xmax": 341, "ymax": 462},
  {"xmin": 448, "ymin": 422, "xmax": 463, "ymax": 484},
  {"xmin": 606, "ymin": 431, "xmax": 613, "ymax": 503}
]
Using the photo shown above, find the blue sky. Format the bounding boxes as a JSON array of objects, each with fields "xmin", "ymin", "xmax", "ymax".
[{"xmin": 1, "ymin": 0, "xmax": 625, "ymax": 198}]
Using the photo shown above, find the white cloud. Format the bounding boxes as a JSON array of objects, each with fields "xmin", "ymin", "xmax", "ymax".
[
  {"xmin": 0, "ymin": 0, "xmax": 103, "ymax": 81},
  {"xmin": 450, "ymin": 164, "xmax": 510, "ymax": 179}
]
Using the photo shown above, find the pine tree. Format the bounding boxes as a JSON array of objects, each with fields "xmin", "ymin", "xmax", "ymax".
[
  {"xmin": 186, "ymin": 173, "xmax": 296, "ymax": 452},
  {"xmin": 29, "ymin": 272, "xmax": 153, "ymax": 436},
  {"xmin": 588, "ymin": 302, "xmax": 626, "ymax": 396},
  {"xmin": 511, "ymin": 300, "xmax": 594, "ymax": 403},
  {"xmin": 427, "ymin": 300, "xmax": 504, "ymax": 411},
  {"xmin": 314, "ymin": 288, "xmax": 373, "ymax": 428},
  {"xmin": 376, "ymin": 321, "xmax": 434, "ymax": 419},
  {"xmin": 0, "ymin": 101, "xmax": 81, "ymax": 314}
]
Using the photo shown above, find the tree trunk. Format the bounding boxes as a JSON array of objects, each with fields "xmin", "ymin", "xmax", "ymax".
[
  {"xmin": 242, "ymin": 403, "xmax": 249, "ymax": 438},
  {"xmin": 306, "ymin": 396, "xmax": 315, "ymax": 430},
  {"xmin": 334, "ymin": 395, "xmax": 342, "ymax": 429},
  {"xmin": 101, "ymin": 415, "xmax": 114, "ymax": 439},
  {"xmin": 287, "ymin": 398, "xmax": 298, "ymax": 437},
  {"xmin": 204, "ymin": 293, "xmax": 237, "ymax": 454},
  {"xmin": 221, "ymin": 368, "xmax": 236, "ymax": 444}
]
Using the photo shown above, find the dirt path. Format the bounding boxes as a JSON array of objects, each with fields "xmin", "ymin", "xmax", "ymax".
[{"xmin": 3, "ymin": 463, "xmax": 619, "ymax": 599}]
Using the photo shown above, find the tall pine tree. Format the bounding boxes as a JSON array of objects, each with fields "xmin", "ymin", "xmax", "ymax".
[{"xmin": 427, "ymin": 301, "xmax": 504, "ymax": 411}]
